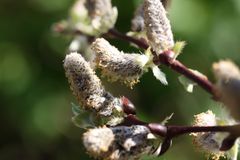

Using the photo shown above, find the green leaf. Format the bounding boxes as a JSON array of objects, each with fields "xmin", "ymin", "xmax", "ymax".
[
  {"xmin": 71, "ymin": 103, "xmax": 95, "ymax": 129},
  {"xmin": 161, "ymin": 113, "xmax": 174, "ymax": 125},
  {"xmin": 71, "ymin": 102, "xmax": 82, "ymax": 116},
  {"xmin": 178, "ymin": 75, "xmax": 196, "ymax": 93},
  {"xmin": 152, "ymin": 65, "xmax": 168, "ymax": 85},
  {"xmin": 72, "ymin": 112, "xmax": 95, "ymax": 129},
  {"xmin": 172, "ymin": 41, "xmax": 186, "ymax": 59},
  {"xmin": 226, "ymin": 139, "xmax": 239, "ymax": 160}
]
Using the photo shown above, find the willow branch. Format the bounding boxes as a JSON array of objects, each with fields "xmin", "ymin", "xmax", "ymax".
[
  {"xmin": 106, "ymin": 29, "xmax": 218, "ymax": 98},
  {"xmin": 53, "ymin": 18, "xmax": 218, "ymax": 98},
  {"xmin": 55, "ymin": 27, "xmax": 228, "ymax": 136}
]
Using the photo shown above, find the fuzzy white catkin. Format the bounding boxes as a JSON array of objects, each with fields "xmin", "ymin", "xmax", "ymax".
[
  {"xmin": 85, "ymin": 0, "xmax": 113, "ymax": 19},
  {"xmin": 191, "ymin": 111, "xmax": 226, "ymax": 158},
  {"xmin": 86, "ymin": 0, "xmax": 117, "ymax": 31},
  {"xmin": 131, "ymin": 0, "xmax": 168, "ymax": 32},
  {"xmin": 64, "ymin": 52, "xmax": 105, "ymax": 110},
  {"xmin": 63, "ymin": 52, "xmax": 124, "ymax": 125},
  {"xmin": 144, "ymin": 0, "xmax": 174, "ymax": 54},
  {"xmin": 83, "ymin": 125, "xmax": 156, "ymax": 160},
  {"xmin": 70, "ymin": 0, "xmax": 117, "ymax": 36},
  {"xmin": 212, "ymin": 60, "xmax": 240, "ymax": 121},
  {"xmin": 91, "ymin": 38, "xmax": 149, "ymax": 87},
  {"xmin": 191, "ymin": 110, "xmax": 238, "ymax": 160}
]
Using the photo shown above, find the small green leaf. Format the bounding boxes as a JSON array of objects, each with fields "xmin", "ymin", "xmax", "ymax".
[
  {"xmin": 178, "ymin": 75, "xmax": 196, "ymax": 93},
  {"xmin": 172, "ymin": 41, "xmax": 186, "ymax": 59},
  {"xmin": 178, "ymin": 69, "xmax": 207, "ymax": 93},
  {"xmin": 152, "ymin": 65, "xmax": 168, "ymax": 85},
  {"xmin": 71, "ymin": 102, "xmax": 82, "ymax": 116},
  {"xmin": 161, "ymin": 113, "xmax": 174, "ymax": 125},
  {"xmin": 72, "ymin": 112, "xmax": 95, "ymax": 129},
  {"xmin": 226, "ymin": 139, "xmax": 239, "ymax": 160},
  {"xmin": 71, "ymin": 103, "xmax": 95, "ymax": 128}
]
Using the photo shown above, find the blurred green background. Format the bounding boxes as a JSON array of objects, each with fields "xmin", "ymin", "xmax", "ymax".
[{"xmin": 1, "ymin": 0, "xmax": 240, "ymax": 159}]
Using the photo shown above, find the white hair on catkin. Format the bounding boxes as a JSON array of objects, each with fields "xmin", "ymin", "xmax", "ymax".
[{"xmin": 144, "ymin": 0, "xmax": 174, "ymax": 54}]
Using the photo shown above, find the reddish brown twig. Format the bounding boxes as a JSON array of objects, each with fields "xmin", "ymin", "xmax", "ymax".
[{"xmin": 123, "ymin": 115, "xmax": 240, "ymax": 138}]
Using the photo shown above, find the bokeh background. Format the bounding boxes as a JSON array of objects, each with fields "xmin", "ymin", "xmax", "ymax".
[{"xmin": 1, "ymin": 0, "xmax": 240, "ymax": 159}]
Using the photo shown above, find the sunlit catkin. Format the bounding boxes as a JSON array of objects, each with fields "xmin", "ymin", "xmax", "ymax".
[
  {"xmin": 191, "ymin": 110, "xmax": 237, "ymax": 160},
  {"xmin": 212, "ymin": 60, "xmax": 240, "ymax": 121},
  {"xmin": 144, "ymin": 0, "xmax": 174, "ymax": 54},
  {"xmin": 91, "ymin": 38, "xmax": 149, "ymax": 87},
  {"xmin": 191, "ymin": 110, "xmax": 225, "ymax": 159},
  {"xmin": 83, "ymin": 125, "xmax": 156, "ymax": 160}
]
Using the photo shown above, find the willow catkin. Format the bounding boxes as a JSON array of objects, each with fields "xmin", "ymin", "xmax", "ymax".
[
  {"xmin": 144, "ymin": 0, "xmax": 174, "ymax": 54},
  {"xmin": 131, "ymin": 0, "xmax": 170, "ymax": 32},
  {"xmin": 212, "ymin": 60, "xmax": 240, "ymax": 121},
  {"xmin": 64, "ymin": 52, "xmax": 105, "ymax": 110},
  {"xmin": 191, "ymin": 111, "xmax": 224, "ymax": 160},
  {"xmin": 91, "ymin": 38, "xmax": 149, "ymax": 87},
  {"xmin": 69, "ymin": 0, "xmax": 117, "ymax": 36},
  {"xmin": 83, "ymin": 125, "xmax": 156, "ymax": 160},
  {"xmin": 64, "ymin": 52, "xmax": 125, "ymax": 126},
  {"xmin": 85, "ymin": 0, "xmax": 118, "ymax": 33},
  {"xmin": 190, "ymin": 110, "xmax": 236, "ymax": 160}
]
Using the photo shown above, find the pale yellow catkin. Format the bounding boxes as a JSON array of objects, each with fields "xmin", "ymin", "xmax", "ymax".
[
  {"xmin": 191, "ymin": 110, "xmax": 225, "ymax": 159},
  {"xmin": 91, "ymin": 38, "xmax": 149, "ymax": 87}
]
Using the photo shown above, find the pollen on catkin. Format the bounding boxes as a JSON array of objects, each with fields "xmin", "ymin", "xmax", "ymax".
[
  {"xmin": 144, "ymin": 0, "xmax": 174, "ymax": 54},
  {"xmin": 191, "ymin": 110, "xmax": 227, "ymax": 159},
  {"xmin": 91, "ymin": 38, "xmax": 149, "ymax": 88},
  {"xmin": 83, "ymin": 125, "xmax": 156, "ymax": 160}
]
